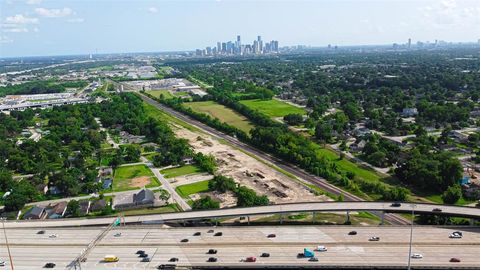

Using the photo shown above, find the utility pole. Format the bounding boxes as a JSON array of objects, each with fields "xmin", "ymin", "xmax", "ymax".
[
  {"xmin": 407, "ymin": 204, "xmax": 416, "ymax": 270},
  {"xmin": 1, "ymin": 218, "xmax": 14, "ymax": 270}
]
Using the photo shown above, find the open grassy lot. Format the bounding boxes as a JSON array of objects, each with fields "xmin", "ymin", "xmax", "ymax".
[
  {"xmin": 143, "ymin": 100, "xmax": 200, "ymax": 132},
  {"xmin": 113, "ymin": 164, "xmax": 159, "ymax": 191},
  {"xmin": 146, "ymin": 90, "xmax": 174, "ymax": 99},
  {"xmin": 175, "ymin": 180, "xmax": 210, "ymax": 198},
  {"xmin": 240, "ymin": 99, "xmax": 306, "ymax": 118},
  {"xmin": 184, "ymin": 101, "xmax": 254, "ymax": 133},
  {"xmin": 160, "ymin": 165, "xmax": 203, "ymax": 178},
  {"xmin": 105, "ymin": 204, "xmax": 181, "ymax": 217}
]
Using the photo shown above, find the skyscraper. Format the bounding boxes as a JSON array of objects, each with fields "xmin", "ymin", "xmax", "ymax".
[
  {"xmin": 217, "ymin": 42, "xmax": 221, "ymax": 53},
  {"xmin": 408, "ymin": 38, "xmax": 412, "ymax": 49}
]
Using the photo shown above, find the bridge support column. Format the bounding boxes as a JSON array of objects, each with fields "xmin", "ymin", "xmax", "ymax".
[
  {"xmin": 470, "ymin": 218, "xmax": 476, "ymax": 226},
  {"xmin": 346, "ymin": 211, "xmax": 350, "ymax": 224},
  {"xmin": 280, "ymin": 214, "xmax": 284, "ymax": 225},
  {"xmin": 214, "ymin": 218, "xmax": 218, "ymax": 226},
  {"xmin": 380, "ymin": 211, "xmax": 385, "ymax": 225},
  {"xmin": 312, "ymin": 212, "xmax": 315, "ymax": 224},
  {"xmin": 247, "ymin": 216, "xmax": 250, "ymax": 225}
]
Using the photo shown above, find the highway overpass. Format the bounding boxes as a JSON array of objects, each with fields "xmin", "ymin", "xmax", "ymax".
[{"xmin": 4, "ymin": 202, "xmax": 480, "ymax": 228}]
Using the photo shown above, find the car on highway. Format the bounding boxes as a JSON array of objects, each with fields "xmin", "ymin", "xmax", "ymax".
[
  {"xmin": 141, "ymin": 257, "xmax": 151, "ymax": 262},
  {"xmin": 369, "ymin": 236, "xmax": 380, "ymax": 241},
  {"xmin": 114, "ymin": 232, "xmax": 122, "ymax": 237},
  {"xmin": 214, "ymin": 232, "xmax": 223, "ymax": 236},
  {"xmin": 411, "ymin": 253, "xmax": 423, "ymax": 259},
  {"xmin": 452, "ymin": 231, "xmax": 463, "ymax": 236},
  {"xmin": 432, "ymin": 208, "xmax": 442, "ymax": 212},
  {"xmin": 180, "ymin": 238, "xmax": 189, "ymax": 242},
  {"xmin": 315, "ymin": 246, "xmax": 327, "ymax": 252},
  {"xmin": 139, "ymin": 253, "xmax": 149, "ymax": 258},
  {"xmin": 37, "ymin": 230, "xmax": 46, "ymax": 234},
  {"xmin": 348, "ymin": 231, "xmax": 357, "ymax": 235},
  {"xmin": 267, "ymin": 234, "xmax": 276, "ymax": 238},
  {"xmin": 390, "ymin": 202, "xmax": 401, "ymax": 207},
  {"xmin": 157, "ymin": 265, "xmax": 176, "ymax": 270},
  {"xmin": 207, "ymin": 257, "xmax": 217, "ymax": 262},
  {"xmin": 193, "ymin": 232, "xmax": 201, "ymax": 236},
  {"xmin": 245, "ymin": 257, "xmax": 256, "ymax": 262},
  {"xmin": 169, "ymin": 258, "xmax": 179, "ymax": 262},
  {"xmin": 309, "ymin": 257, "xmax": 319, "ymax": 262},
  {"xmin": 104, "ymin": 255, "xmax": 119, "ymax": 262},
  {"xmin": 261, "ymin": 253, "xmax": 270, "ymax": 257},
  {"xmin": 44, "ymin": 262, "xmax": 56, "ymax": 268},
  {"xmin": 450, "ymin": 258, "xmax": 461, "ymax": 262},
  {"xmin": 0, "ymin": 261, "xmax": 5, "ymax": 267},
  {"xmin": 48, "ymin": 234, "xmax": 57, "ymax": 238},
  {"xmin": 207, "ymin": 229, "xmax": 214, "ymax": 233},
  {"xmin": 449, "ymin": 233, "xmax": 462, "ymax": 239},
  {"xmin": 207, "ymin": 249, "xmax": 217, "ymax": 254},
  {"xmin": 136, "ymin": 250, "xmax": 145, "ymax": 255},
  {"xmin": 297, "ymin": 253, "xmax": 306, "ymax": 258}
]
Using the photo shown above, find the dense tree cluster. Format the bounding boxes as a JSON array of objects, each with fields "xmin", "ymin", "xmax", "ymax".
[
  {"xmin": 208, "ymin": 175, "xmax": 269, "ymax": 207},
  {"xmin": 0, "ymin": 80, "xmax": 87, "ymax": 97}
]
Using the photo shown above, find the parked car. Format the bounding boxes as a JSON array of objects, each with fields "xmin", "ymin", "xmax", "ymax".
[
  {"xmin": 207, "ymin": 257, "xmax": 217, "ymax": 262},
  {"xmin": 315, "ymin": 246, "xmax": 327, "ymax": 252},
  {"xmin": 180, "ymin": 238, "xmax": 189, "ymax": 242},
  {"xmin": 261, "ymin": 253, "xmax": 270, "ymax": 257},
  {"xmin": 169, "ymin": 258, "xmax": 179, "ymax": 262},
  {"xmin": 267, "ymin": 234, "xmax": 276, "ymax": 238},
  {"xmin": 390, "ymin": 202, "xmax": 401, "ymax": 207},
  {"xmin": 141, "ymin": 257, "xmax": 151, "ymax": 262},
  {"xmin": 369, "ymin": 236, "xmax": 380, "ymax": 241},
  {"xmin": 136, "ymin": 250, "xmax": 145, "ymax": 255},
  {"xmin": 411, "ymin": 253, "xmax": 423, "ymax": 259},
  {"xmin": 193, "ymin": 232, "xmax": 201, "ymax": 236},
  {"xmin": 214, "ymin": 232, "xmax": 223, "ymax": 236},
  {"xmin": 309, "ymin": 257, "xmax": 319, "ymax": 262},
  {"xmin": 245, "ymin": 257, "xmax": 256, "ymax": 262},
  {"xmin": 348, "ymin": 231, "xmax": 357, "ymax": 235},
  {"xmin": 450, "ymin": 258, "xmax": 461, "ymax": 262},
  {"xmin": 44, "ymin": 263, "xmax": 56, "ymax": 268}
]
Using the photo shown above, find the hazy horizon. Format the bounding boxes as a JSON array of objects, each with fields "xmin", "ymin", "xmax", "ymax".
[{"xmin": 1, "ymin": 0, "xmax": 479, "ymax": 58}]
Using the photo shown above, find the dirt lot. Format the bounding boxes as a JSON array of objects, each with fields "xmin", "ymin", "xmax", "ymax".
[
  {"xmin": 173, "ymin": 126, "xmax": 330, "ymax": 207},
  {"xmin": 130, "ymin": 176, "xmax": 151, "ymax": 188}
]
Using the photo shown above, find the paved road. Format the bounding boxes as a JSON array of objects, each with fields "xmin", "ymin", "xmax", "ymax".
[
  {"xmin": 1, "ymin": 225, "xmax": 480, "ymax": 269},
  {"xmin": 3, "ymin": 202, "xmax": 480, "ymax": 228},
  {"xmin": 139, "ymin": 94, "xmax": 409, "ymax": 225}
]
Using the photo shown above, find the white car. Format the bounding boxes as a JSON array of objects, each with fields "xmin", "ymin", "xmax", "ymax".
[
  {"xmin": 315, "ymin": 246, "xmax": 327, "ymax": 252},
  {"xmin": 411, "ymin": 253, "xmax": 423, "ymax": 259},
  {"xmin": 449, "ymin": 233, "xmax": 462, "ymax": 239},
  {"xmin": 114, "ymin": 232, "xmax": 122, "ymax": 237},
  {"xmin": 48, "ymin": 234, "xmax": 57, "ymax": 238},
  {"xmin": 0, "ymin": 261, "xmax": 6, "ymax": 267},
  {"xmin": 368, "ymin": 236, "xmax": 380, "ymax": 241}
]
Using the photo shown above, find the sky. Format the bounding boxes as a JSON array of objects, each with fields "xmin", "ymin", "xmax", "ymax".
[{"xmin": 0, "ymin": 0, "xmax": 479, "ymax": 57}]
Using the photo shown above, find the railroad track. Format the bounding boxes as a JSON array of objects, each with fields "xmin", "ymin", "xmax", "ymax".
[{"xmin": 139, "ymin": 93, "xmax": 410, "ymax": 226}]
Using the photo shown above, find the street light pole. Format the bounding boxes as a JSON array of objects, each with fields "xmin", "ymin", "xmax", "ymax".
[
  {"xmin": 1, "ymin": 218, "xmax": 14, "ymax": 270},
  {"xmin": 407, "ymin": 204, "xmax": 415, "ymax": 270}
]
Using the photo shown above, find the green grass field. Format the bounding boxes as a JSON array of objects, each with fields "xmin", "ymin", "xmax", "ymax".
[
  {"xmin": 143, "ymin": 100, "xmax": 200, "ymax": 132},
  {"xmin": 113, "ymin": 164, "xmax": 159, "ymax": 191},
  {"xmin": 240, "ymin": 99, "xmax": 306, "ymax": 118},
  {"xmin": 184, "ymin": 101, "xmax": 254, "ymax": 133},
  {"xmin": 160, "ymin": 165, "xmax": 203, "ymax": 178},
  {"xmin": 146, "ymin": 90, "xmax": 174, "ymax": 99},
  {"xmin": 175, "ymin": 180, "xmax": 211, "ymax": 198}
]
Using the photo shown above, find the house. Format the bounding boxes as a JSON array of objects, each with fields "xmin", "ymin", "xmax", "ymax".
[
  {"xmin": 23, "ymin": 206, "xmax": 46, "ymax": 220},
  {"xmin": 114, "ymin": 188, "xmax": 156, "ymax": 210},
  {"xmin": 48, "ymin": 186, "xmax": 61, "ymax": 195},
  {"xmin": 98, "ymin": 167, "xmax": 113, "ymax": 177},
  {"xmin": 79, "ymin": 200, "xmax": 91, "ymax": 216},
  {"xmin": 46, "ymin": 202, "xmax": 67, "ymax": 219},
  {"xmin": 90, "ymin": 199, "xmax": 107, "ymax": 212},
  {"xmin": 402, "ymin": 108, "xmax": 418, "ymax": 117},
  {"xmin": 350, "ymin": 140, "xmax": 367, "ymax": 153},
  {"xmin": 353, "ymin": 127, "xmax": 371, "ymax": 138}
]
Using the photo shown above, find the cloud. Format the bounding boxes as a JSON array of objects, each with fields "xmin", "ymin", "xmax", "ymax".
[
  {"xmin": 148, "ymin": 7, "xmax": 158, "ymax": 13},
  {"xmin": 2, "ymin": 27, "xmax": 28, "ymax": 33},
  {"xmin": 0, "ymin": 35, "xmax": 14, "ymax": 43},
  {"xmin": 35, "ymin": 7, "xmax": 73, "ymax": 18},
  {"xmin": 26, "ymin": 0, "xmax": 42, "ymax": 4},
  {"xmin": 67, "ymin": 18, "xmax": 85, "ymax": 23},
  {"xmin": 420, "ymin": 0, "xmax": 480, "ymax": 29},
  {"xmin": 5, "ymin": 14, "xmax": 38, "ymax": 24}
]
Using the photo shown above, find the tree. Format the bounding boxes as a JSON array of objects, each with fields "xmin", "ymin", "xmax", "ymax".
[
  {"xmin": 236, "ymin": 186, "xmax": 269, "ymax": 207},
  {"xmin": 192, "ymin": 196, "xmax": 220, "ymax": 210},
  {"xmin": 123, "ymin": 144, "xmax": 141, "ymax": 162},
  {"xmin": 158, "ymin": 188, "xmax": 171, "ymax": 202},
  {"xmin": 315, "ymin": 122, "xmax": 333, "ymax": 142},
  {"xmin": 283, "ymin": 113, "xmax": 304, "ymax": 126},
  {"xmin": 442, "ymin": 184, "xmax": 462, "ymax": 204},
  {"xmin": 0, "ymin": 169, "xmax": 13, "ymax": 191},
  {"xmin": 209, "ymin": 175, "xmax": 237, "ymax": 193},
  {"xmin": 3, "ymin": 191, "xmax": 28, "ymax": 211},
  {"xmin": 66, "ymin": 199, "xmax": 80, "ymax": 217}
]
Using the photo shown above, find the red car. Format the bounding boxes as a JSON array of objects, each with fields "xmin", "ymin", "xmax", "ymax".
[
  {"xmin": 450, "ymin": 258, "xmax": 461, "ymax": 263},
  {"xmin": 245, "ymin": 257, "xmax": 257, "ymax": 262}
]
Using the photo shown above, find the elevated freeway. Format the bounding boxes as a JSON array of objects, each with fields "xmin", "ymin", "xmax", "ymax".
[{"xmin": 4, "ymin": 202, "xmax": 480, "ymax": 228}]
